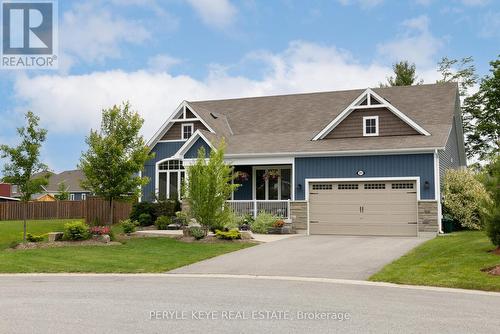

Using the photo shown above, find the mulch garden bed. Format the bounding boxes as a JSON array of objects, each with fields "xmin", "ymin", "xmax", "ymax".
[
  {"xmin": 177, "ymin": 235, "xmax": 259, "ymax": 244},
  {"xmin": 8, "ymin": 240, "xmax": 122, "ymax": 251},
  {"xmin": 481, "ymin": 265, "xmax": 500, "ymax": 276}
]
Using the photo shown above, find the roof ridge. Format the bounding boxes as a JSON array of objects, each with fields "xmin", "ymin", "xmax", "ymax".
[{"xmin": 188, "ymin": 82, "xmax": 456, "ymax": 104}]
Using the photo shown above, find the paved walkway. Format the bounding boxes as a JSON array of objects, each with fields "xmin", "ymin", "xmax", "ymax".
[
  {"xmin": 132, "ymin": 230, "xmax": 299, "ymax": 243},
  {"xmin": 170, "ymin": 235, "xmax": 431, "ymax": 280}
]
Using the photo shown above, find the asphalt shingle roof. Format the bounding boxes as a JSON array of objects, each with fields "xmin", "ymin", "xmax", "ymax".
[{"xmin": 187, "ymin": 82, "xmax": 459, "ymax": 155}]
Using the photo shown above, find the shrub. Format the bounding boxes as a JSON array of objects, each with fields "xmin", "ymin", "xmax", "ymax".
[
  {"xmin": 121, "ymin": 219, "xmax": 138, "ymax": 234},
  {"xmin": 26, "ymin": 233, "xmax": 44, "ymax": 242},
  {"xmin": 63, "ymin": 221, "xmax": 90, "ymax": 241},
  {"xmin": 189, "ymin": 227, "xmax": 205, "ymax": 240},
  {"xmin": 223, "ymin": 212, "xmax": 241, "ymax": 231},
  {"xmin": 155, "ymin": 216, "xmax": 172, "ymax": 230},
  {"xmin": 486, "ymin": 210, "xmax": 500, "ymax": 248},
  {"xmin": 184, "ymin": 141, "xmax": 240, "ymax": 233},
  {"xmin": 251, "ymin": 211, "xmax": 278, "ymax": 234},
  {"xmin": 174, "ymin": 211, "xmax": 189, "ymax": 226},
  {"xmin": 215, "ymin": 229, "xmax": 241, "ymax": 240},
  {"xmin": 443, "ymin": 169, "xmax": 492, "ymax": 230},
  {"xmin": 138, "ymin": 213, "xmax": 153, "ymax": 226},
  {"xmin": 130, "ymin": 202, "xmax": 155, "ymax": 221},
  {"xmin": 154, "ymin": 199, "xmax": 181, "ymax": 220}
]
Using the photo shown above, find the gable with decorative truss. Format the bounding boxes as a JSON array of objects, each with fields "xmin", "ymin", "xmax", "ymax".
[
  {"xmin": 147, "ymin": 101, "xmax": 215, "ymax": 148},
  {"xmin": 313, "ymin": 88, "xmax": 430, "ymax": 140}
]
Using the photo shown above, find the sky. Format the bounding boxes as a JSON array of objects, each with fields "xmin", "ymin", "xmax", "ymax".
[{"xmin": 0, "ymin": 0, "xmax": 499, "ymax": 173}]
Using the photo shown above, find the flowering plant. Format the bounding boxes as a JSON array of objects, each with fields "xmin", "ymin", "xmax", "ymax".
[
  {"xmin": 235, "ymin": 171, "xmax": 250, "ymax": 182},
  {"xmin": 263, "ymin": 169, "xmax": 280, "ymax": 181},
  {"xmin": 273, "ymin": 220, "xmax": 285, "ymax": 228},
  {"xmin": 90, "ymin": 226, "xmax": 111, "ymax": 235}
]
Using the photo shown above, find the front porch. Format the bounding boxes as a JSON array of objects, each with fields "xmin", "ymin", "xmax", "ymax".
[
  {"xmin": 226, "ymin": 200, "xmax": 291, "ymax": 219},
  {"xmin": 228, "ymin": 164, "xmax": 293, "ymax": 219}
]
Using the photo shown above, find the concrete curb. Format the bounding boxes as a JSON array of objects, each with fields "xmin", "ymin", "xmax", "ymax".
[{"xmin": 0, "ymin": 273, "xmax": 499, "ymax": 297}]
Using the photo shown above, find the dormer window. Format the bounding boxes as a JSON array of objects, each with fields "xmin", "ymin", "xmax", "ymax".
[
  {"xmin": 182, "ymin": 123, "xmax": 193, "ymax": 140},
  {"xmin": 363, "ymin": 116, "xmax": 379, "ymax": 136}
]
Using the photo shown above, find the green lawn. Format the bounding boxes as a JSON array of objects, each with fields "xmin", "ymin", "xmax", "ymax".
[
  {"xmin": 0, "ymin": 219, "xmax": 74, "ymax": 250},
  {"xmin": 370, "ymin": 231, "xmax": 500, "ymax": 292},
  {"xmin": 0, "ymin": 219, "xmax": 254, "ymax": 273}
]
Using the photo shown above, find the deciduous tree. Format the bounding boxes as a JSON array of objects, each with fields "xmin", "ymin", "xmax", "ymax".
[
  {"xmin": 0, "ymin": 112, "xmax": 49, "ymax": 241},
  {"xmin": 184, "ymin": 141, "xmax": 239, "ymax": 233},
  {"xmin": 79, "ymin": 102, "xmax": 153, "ymax": 224}
]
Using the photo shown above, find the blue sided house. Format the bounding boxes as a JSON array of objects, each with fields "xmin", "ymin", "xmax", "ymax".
[{"xmin": 143, "ymin": 83, "xmax": 466, "ymax": 236}]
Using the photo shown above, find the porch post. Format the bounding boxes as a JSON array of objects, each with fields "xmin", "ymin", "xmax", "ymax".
[{"xmin": 253, "ymin": 199, "xmax": 257, "ymax": 219}]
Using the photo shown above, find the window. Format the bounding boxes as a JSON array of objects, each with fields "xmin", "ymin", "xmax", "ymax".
[
  {"xmin": 69, "ymin": 194, "xmax": 75, "ymax": 201},
  {"xmin": 81, "ymin": 193, "xmax": 87, "ymax": 200},
  {"xmin": 312, "ymin": 184, "xmax": 333, "ymax": 190},
  {"xmin": 363, "ymin": 116, "xmax": 379, "ymax": 136},
  {"xmin": 364, "ymin": 183, "xmax": 386, "ymax": 190},
  {"xmin": 254, "ymin": 167, "xmax": 291, "ymax": 200},
  {"xmin": 392, "ymin": 183, "xmax": 414, "ymax": 189},
  {"xmin": 182, "ymin": 123, "xmax": 193, "ymax": 140},
  {"xmin": 338, "ymin": 184, "xmax": 358, "ymax": 190},
  {"xmin": 158, "ymin": 159, "xmax": 185, "ymax": 200}
]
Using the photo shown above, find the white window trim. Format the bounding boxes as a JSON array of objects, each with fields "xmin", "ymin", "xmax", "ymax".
[
  {"xmin": 81, "ymin": 193, "xmax": 86, "ymax": 201},
  {"xmin": 363, "ymin": 116, "xmax": 379, "ymax": 137},
  {"xmin": 69, "ymin": 193, "xmax": 75, "ymax": 201},
  {"xmin": 155, "ymin": 158, "xmax": 185, "ymax": 201},
  {"xmin": 252, "ymin": 166, "xmax": 292, "ymax": 201},
  {"xmin": 181, "ymin": 123, "xmax": 194, "ymax": 140}
]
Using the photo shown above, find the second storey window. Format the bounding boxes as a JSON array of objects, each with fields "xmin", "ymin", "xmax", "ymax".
[
  {"xmin": 182, "ymin": 123, "xmax": 193, "ymax": 140},
  {"xmin": 363, "ymin": 116, "xmax": 379, "ymax": 136}
]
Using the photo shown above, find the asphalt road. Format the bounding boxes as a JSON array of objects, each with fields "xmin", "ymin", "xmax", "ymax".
[{"xmin": 1, "ymin": 274, "xmax": 499, "ymax": 334}]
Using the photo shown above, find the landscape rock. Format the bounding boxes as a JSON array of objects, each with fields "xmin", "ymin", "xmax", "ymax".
[{"xmin": 48, "ymin": 232, "xmax": 64, "ymax": 242}]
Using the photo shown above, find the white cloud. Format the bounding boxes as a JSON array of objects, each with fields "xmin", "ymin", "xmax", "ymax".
[
  {"xmin": 12, "ymin": 41, "xmax": 399, "ymax": 138},
  {"xmin": 147, "ymin": 54, "xmax": 182, "ymax": 71},
  {"xmin": 336, "ymin": 0, "xmax": 384, "ymax": 8},
  {"xmin": 185, "ymin": 0, "xmax": 237, "ymax": 28},
  {"xmin": 60, "ymin": 3, "xmax": 151, "ymax": 71},
  {"xmin": 377, "ymin": 15, "xmax": 444, "ymax": 68}
]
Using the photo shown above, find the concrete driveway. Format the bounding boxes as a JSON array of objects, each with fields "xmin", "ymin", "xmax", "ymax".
[{"xmin": 170, "ymin": 235, "xmax": 431, "ymax": 280}]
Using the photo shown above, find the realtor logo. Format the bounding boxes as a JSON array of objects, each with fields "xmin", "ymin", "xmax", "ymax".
[{"xmin": 1, "ymin": 0, "xmax": 58, "ymax": 69}]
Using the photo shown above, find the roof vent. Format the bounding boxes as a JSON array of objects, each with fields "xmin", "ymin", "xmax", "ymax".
[{"xmin": 210, "ymin": 112, "xmax": 219, "ymax": 119}]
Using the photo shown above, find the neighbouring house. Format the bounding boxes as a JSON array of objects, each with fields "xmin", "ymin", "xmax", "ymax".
[
  {"xmin": 0, "ymin": 184, "xmax": 20, "ymax": 202},
  {"xmin": 0, "ymin": 183, "xmax": 12, "ymax": 197},
  {"xmin": 10, "ymin": 170, "xmax": 90, "ymax": 201},
  {"xmin": 142, "ymin": 83, "xmax": 466, "ymax": 236}
]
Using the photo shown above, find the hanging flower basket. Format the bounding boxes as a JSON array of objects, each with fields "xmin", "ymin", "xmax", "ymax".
[
  {"xmin": 235, "ymin": 171, "xmax": 250, "ymax": 182},
  {"xmin": 263, "ymin": 169, "xmax": 280, "ymax": 181}
]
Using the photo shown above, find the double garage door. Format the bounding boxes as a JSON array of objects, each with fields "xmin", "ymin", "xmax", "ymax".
[{"xmin": 309, "ymin": 180, "xmax": 418, "ymax": 236}]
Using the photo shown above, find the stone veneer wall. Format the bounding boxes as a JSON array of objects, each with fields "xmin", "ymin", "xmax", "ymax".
[
  {"xmin": 290, "ymin": 201, "xmax": 308, "ymax": 233},
  {"xmin": 418, "ymin": 201, "xmax": 439, "ymax": 233}
]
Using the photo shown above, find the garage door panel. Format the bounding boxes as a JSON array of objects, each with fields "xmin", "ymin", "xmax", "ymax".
[{"xmin": 309, "ymin": 181, "xmax": 417, "ymax": 236}]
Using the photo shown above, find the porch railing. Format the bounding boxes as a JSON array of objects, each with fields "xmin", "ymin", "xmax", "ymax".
[{"xmin": 226, "ymin": 200, "xmax": 290, "ymax": 219}]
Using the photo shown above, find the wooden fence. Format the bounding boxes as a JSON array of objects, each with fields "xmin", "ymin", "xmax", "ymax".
[
  {"xmin": 0, "ymin": 198, "xmax": 133, "ymax": 224},
  {"xmin": 84, "ymin": 197, "xmax": 133, "ymax": 225}
]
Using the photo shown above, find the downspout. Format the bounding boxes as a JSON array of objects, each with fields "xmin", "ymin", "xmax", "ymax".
[{"xmin": 434, "ymin": 149, "xmax": 443, "ymax": 234}]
